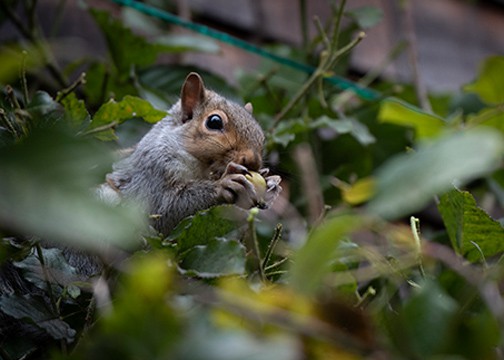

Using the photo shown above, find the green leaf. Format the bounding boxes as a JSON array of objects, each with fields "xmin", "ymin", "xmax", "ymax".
[
  {"xmin": 27, "ymin": 91, "xmax": 64, "ymax": 125},
  {"xmin": 466, "ymin": 107, "xmax": 504, "ymax": 136},
  {"xmin": 178, "ymin": 238, "xmax": 246, "ymax": 278},
  {"xmin": 60, "ymin": 92, "xmax": 91, "ymax": 129},
  {"xmin": 312, "ymin": 116, "xmax": 376, "ymax": 145},
  {"xmin": 154, "ymin": 34, "xmax": 220, "ymax": 54},
  {"xmin": 368, "ymin": 129, "xmax": 504, "ymax": 219},
  {"xmin": 387, "ymin": 280, "xmax": 458, "ymax": 358},
  {"xmin": 14, "ymin": 247, "xmax": 85, "ymax": 293},
  {"xmin": 0, "ymin": 126, "xmax": 146, "ymax": 250},
  {"xmin": 0, "ymin": 294, "xmax": 76, "ymax": 342},
  {"xmin": 438, "ymin": 188, "xmax": 504, "ymax": 262},
  {"xmin": 0, "ymin": 46, "xmax": 44, "ymax": 84},
  {"xmin": 346, "ymin": 6, "xmax": 384, "ymax": 29},
  {"xmin": 290, "ymin": 214, "xmax": 362, "ymax": 295},
  {"xmin": 378, "ymin": 97, "xmax": 445, "ymax": 139},
  {"xmin": 91, "ymin": 9, "xmax": 161, "ymax": 73},
  {"xmin": 88, "ymin": 95, "xmax": 167, "ymax": 140},
  {"xmin": 169, "ymin": 205, "xmax": 247, "ymax": 254},
  {"xmin": 464, "ymin": 55, "xmax": 504, "ymax": 104}
]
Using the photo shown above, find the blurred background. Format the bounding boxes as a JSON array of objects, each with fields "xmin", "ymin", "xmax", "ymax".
[{"xmin": 1, "ymin": 0, "xmax": 503, "ymax": 94}]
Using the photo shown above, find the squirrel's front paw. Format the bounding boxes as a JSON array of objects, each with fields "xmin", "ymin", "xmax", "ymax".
[
  {"xmin": 259, "ymin": 168, "xmax": 282, "ymax": 209},
  {"xmin": 218, "ymin": 162, "xmax": 258, "ymax": 209},
  {"xmin": 218, "ymin": 163, "xmax": 282, "ymax": 209}
]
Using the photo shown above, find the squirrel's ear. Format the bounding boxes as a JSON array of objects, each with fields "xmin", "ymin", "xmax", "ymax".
[
  {"xmin": 244, "ymin": 102, "xmax": 253, "ymax": 114},
  {"xmin": 181, "ymin": 72, "xmax": 205, "ymax": 122}
]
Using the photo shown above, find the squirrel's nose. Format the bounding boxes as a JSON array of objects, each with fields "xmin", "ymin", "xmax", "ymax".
[{"xmin": 238, "ymin": 150, "xmax": 261, "ymax": 171}]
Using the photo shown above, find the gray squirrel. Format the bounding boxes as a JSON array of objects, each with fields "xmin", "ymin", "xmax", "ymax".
[
  {"xmin": 0, "ymin": 73, "xmax": 282, "ymax": 354},
  {"xmin": 98, "ymin": 72, "xmax": 282, "ymax": 234}
]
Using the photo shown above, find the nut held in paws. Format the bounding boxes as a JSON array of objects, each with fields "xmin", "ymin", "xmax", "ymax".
[{"xmin": 245, "ymin": 171, "xmax": 267, "ymax": 200}]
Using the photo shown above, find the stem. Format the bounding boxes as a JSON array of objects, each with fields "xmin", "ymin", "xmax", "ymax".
[
  {"xmin": 330, "ymin": 0, "xmax": 347, "ymax": 50},
  {"xmin": 403, "ymin": 0, "xmax": 431, "ymax": 112},
  {"xmin": 0, "ymin": 1, "xmax": 68, "ymax": 87},
  {"xmin": 299, "ymin": 0, "xmax": 308, "ymax": 55},
  {"xmin": 271, "ymin": 32, "xmax": 365, "ymax": 128},
  {"xmin": 20, "ymin": 51, "xmax": 30, "ymax": 105},
  {"xmin": 247, "ymin": 208, "xmax": 265, "ymax": 281},
  {"xmin": 410, "ymin": 216, "xmax": 425, "ymax": 278},
  {"xmin": 35, "ymin": 242, "xmax": 59, "ymax": 315},
  {"xmin": 262, "ymin": 223, "xmax": 282, "ymax": 271},
  {"xmin": 80, "ymin": 120, "xmax": 119, "ymax": 136},
  {"xmin": 0, "ymin": 108, "xmax": 19, "ymax": 139},
  {"xmin": 56, "ymin": 72, "xmax": 86, "ymax": 102}
]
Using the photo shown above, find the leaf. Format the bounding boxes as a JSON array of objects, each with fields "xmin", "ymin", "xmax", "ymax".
[
  {"xmin": 438, "ymin": 188, "xmax": 504, "ymax": 262},
  {"xmin": 88, "ymin": 95, "xmax": 167, "ymax": 140},
  {"xmin": 312, "ymin": 116, "xmax": 376, "ymax": 145},
  {"xmin": 0, "ymin": 126, "xmax": 147, "ymax": 250},
  {"xmin": 387, "ymin": 280, "xmax": 458, "ymax": 358},
  {"xmin": 169, "ymin": 205, "xmax": 247, "ymax": 253},
  {"xmin": 271, "ymin": 118, "xmax": 310, "ymax": 147},
  {"xmin": 0, "ymin": 294, "xmax": 76, "ymax": 342},
  {"xmin": 178, "ymin": 238, "xmax": 246, "ymax": 278},
  {"xmin": 341, "ymin": 177, "xmax": 376, "ymax": 205},
  {"xmin": 346, "ymin": 6, "xmax": 384, "ymax": 29},
  {"xmin": 0, "ymin": 45, "xmax": 43, "ymax": 84},
  {"xmin": 378, "ymin": 98, "xmax": 445, "ymax": 139},
  {"xmin": 27, "ymin": 91, "xmax": 65, "ymax": 125},
  {"xmin": 290, "ymin": 214, "xmax": 362, "ymax": 295},
  {"xmin": 91, "ymin": 9, "xmax": 161, "ymax": 73},
  {"xmin": 466, "ymin": 107, "xmax": 504, "ymax": 136},
  {"xmin": 14, "ymin": 247, "xmax": 85, "ymax": 293},
  {"xmin": 154, "ymin": 34, "xmax": 220, "ymax": 54},
  {"xmin": 464, "ymin": 55, "xmax": 504, "ymax": 104},
  {"xmin": 368, "ymin": 129, "xmax": 504, "ymax": 220},
  {"xmin": 60, "ymin": 92, "xmax": 90, "ymax": 129}
]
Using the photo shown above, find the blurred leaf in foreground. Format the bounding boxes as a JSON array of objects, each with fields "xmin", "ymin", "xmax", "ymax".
[
  {"xmin": 464, "ymin": 55, "xmax": 504, "ymax": 105},
  {"xmin": 386, "ymin": 280, "xmax": 458, "ymax": 358},
  {"xmin": 378, "ymin": 97, "xmax": 445, "ymax": 140},
  {"xmin": 368, "ymin": 129, "xmax": 504, "ymax": 220},
  {"xmin": 0, "ymin": 126, "xmax": 146, "ymax": 250},
  {"xmin": 290, "ymin": 214, "xmax": 362, "ymax": 295},
  {"xmin": 438, "ymin": 188, "xmax": 504, "ymax": 262}
]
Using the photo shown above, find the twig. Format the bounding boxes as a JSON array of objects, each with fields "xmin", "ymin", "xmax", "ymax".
[
  {"xmin": 299, "ymin": 0, "xmax": 309, "ymax": 54},
  {"xmin": 262, "ymin": 223, "xmax": 282, "ymax": 271},
  {"xmin": 0, "ymin": 108, "xmax": 19, "ymax": 139},
  {"xmin": 330, "ymin": 0, "xmax": 347, "ymax": 50},
  {"xmin": 293, "ymin": 143, "xmax": 324, "ymax": 225},
  {"xmin": 80, "ymin": 121, "xmax": 119, "ymax": 136},
  {"xmin": 20, "ymin": 50, "xmax": 30, "ymax": 105},
  {"xmin": 247, "ymin": 208, "xmax": 265, "ymax": 281},
  {"xmin": 56, "ymin": 72, "xmax": 87, "ymax": 102},
  {"xmin": 0, "ymin": 1, "xmax": 68, "ymax": 87},
  {"xmin": 34, "ymin": 242, "xmax": 59, "ymax": 315},
  {"xmin": 271, "ymin": 32, "xmax": 365, "ymax": 126},
  {"xmin": 402, "ymin": 1, "xmax": 431, "ymax": 112}
]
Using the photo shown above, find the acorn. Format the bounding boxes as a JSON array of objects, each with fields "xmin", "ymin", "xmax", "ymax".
[{"xmin": 245, "ymin": 171, "xmax": 267, "ymax": 208}]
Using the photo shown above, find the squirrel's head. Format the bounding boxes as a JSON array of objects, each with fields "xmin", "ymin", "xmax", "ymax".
[{"xmin": 178, "ymin": 72, "xmax": 265, "ymax": 179}]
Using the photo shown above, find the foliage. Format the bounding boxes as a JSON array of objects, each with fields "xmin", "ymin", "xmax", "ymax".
[{"xmin": 1, "ymin": 1, "xmax": 503, "ymax": 360}]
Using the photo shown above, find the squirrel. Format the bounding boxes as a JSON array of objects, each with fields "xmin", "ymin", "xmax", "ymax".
[{"xmin": 98, "ymin": 72, "xmax": 282, "ymax": 235}]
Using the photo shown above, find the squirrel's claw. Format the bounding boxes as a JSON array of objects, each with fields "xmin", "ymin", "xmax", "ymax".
[
  {"xmin": 225, "ymin": 162, "xmax": 251, "ymax": 176},
  {"xmin": 263, "ymin": 175, "xmax": 282, "ymax": 207},
  {"xmin": 218, "ymin": 173, "xmax": 258, "ymax": 209}
]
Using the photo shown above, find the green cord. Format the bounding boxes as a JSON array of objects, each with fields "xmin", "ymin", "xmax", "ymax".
[{"xmin": 110, "ymin": 0, "xmax": 381, "ymax": 101}]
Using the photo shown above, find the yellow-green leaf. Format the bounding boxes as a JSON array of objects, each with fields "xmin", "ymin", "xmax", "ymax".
[
  {"xmin": 464, "ymin": 56, "xmax": 504, "ymax": 105},
  {"xmin": 378, "ymin": 98, "xmax": 445, "ymax": 139}
]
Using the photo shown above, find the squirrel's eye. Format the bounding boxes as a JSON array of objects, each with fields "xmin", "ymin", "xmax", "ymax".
[{"xmin": 205, "ymin": 114, "xmax": 224, "ymax": 131}]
